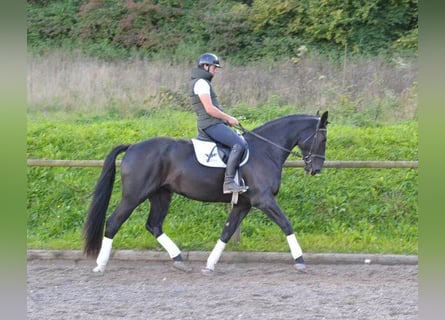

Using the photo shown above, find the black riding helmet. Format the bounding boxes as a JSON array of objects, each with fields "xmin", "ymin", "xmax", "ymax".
[{"xmin": 197, "ymin": 53, "xmax": 222, "ymax": 68}]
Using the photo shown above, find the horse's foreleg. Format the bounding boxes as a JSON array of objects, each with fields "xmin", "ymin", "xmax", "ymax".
[
  {"xmin": 286, "ymin": 233, "xmax": 306, "ymax": 272},
  {"xmin": 255, "ymin": 197, "xmax": 306, "ymax": 272},
  {"xmin": 202, "ymin": 204, "xmax": 250, "ymax": 275},
  {"xmin": 202, "ymin": 239, "xmax": 226, "ymax": 274}
]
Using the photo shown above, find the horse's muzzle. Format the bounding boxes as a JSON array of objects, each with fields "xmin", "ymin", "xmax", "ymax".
[
  {"xmin": 310, "ymin": 168, "xmax": 321, "ymax": 175},
  {"xmin": 304, "ymin": 164, "xmax": 321, "ymax": 175},
  {"xmin": 304, "ymin": 154, "xmax": 324, "ymax": 176}
]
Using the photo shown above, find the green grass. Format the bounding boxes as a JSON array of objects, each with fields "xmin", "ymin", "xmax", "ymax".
[{"xmin": 27, "ymin": 107, "xmax": 418, "ymax": 254}]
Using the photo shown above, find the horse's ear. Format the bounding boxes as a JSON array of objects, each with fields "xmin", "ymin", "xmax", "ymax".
[{"xmin": 320, "ymin": 111, "xmax": 329, "ymax": 128}]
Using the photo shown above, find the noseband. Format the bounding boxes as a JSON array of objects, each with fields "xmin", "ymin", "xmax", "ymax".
[{"xmin": 302, "ymin": 126, "xmax": 326, "ymax": 166}]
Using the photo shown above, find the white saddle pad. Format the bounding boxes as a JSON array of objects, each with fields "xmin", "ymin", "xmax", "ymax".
[{"xmin": 191, "ymin": 139, "xmax": 249, "ymax": 168}]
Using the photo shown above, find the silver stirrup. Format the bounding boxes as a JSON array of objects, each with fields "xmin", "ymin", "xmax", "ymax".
[{"xmin": 231, "ymin": 171, "xmax": 248, "ymax": 206}]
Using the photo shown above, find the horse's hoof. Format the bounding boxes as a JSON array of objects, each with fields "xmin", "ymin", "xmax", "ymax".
[
  {"xmin": 294, "ymin": 263, "xmax": 307, "ymax": 273},
  {"xmin": 201, "ymin": 267, "xmax": 214, "ymax": 276},
  {"xmin": 172, "ymin": 261, "xmax": 192, "ymax": 273},
  {"xmin": 93, "ymin": 265, "xmax": 106, "ymax": 273}
]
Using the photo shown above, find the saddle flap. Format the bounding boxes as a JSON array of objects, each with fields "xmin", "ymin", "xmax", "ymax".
[{"xmin": 191, "ymin": 139, "xmax": 249, "ymax": 168}]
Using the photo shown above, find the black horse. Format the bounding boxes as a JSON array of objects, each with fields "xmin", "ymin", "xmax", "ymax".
[{"xmin": 84, "ymin": 111, "xmax": 329, "ymax": 274}]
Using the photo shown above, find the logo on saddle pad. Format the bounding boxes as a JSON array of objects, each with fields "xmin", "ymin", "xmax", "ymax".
[{"xmin": 191, "ymin": 139, "xmax": 249, "ymax": 168}]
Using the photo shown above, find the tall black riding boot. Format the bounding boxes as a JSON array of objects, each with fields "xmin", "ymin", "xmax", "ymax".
[{"xmin": 223, "ymin": 144, "xmax": 249, "ymax": 194}]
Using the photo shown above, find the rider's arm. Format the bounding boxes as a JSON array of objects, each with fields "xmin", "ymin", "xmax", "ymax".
[{"xmin": 194, "ymin": 79, "xmax": 238, "ymax": 126}]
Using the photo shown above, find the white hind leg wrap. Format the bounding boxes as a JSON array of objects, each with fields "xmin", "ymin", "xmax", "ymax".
[
  {"xmin": 286, "ymin": 234, "xmax": 303, "ymax": 260},
  {"xmin": 94, "ymin": 237, "xmax": 113, "ymax": 272},
  {"xmin": 205, "ymin": 239, "xmax": 226, "ymax": 271},
  {"xmin": 157, "ymin": 233, "xmax": 181, "ymax": 259}
]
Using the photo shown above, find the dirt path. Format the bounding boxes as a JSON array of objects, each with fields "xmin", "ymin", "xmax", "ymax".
[{"xmin": 27, "ymin": 259, "xmax": 417, "ymax": 320}]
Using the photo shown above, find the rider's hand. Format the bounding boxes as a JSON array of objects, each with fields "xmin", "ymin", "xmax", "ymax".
[{"xmin": 226, "ymin": 116, "xmax": 239, "ymax": 126}]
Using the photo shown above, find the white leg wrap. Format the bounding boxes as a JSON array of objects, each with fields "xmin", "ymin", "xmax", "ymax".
[
  {"xmin": 205, "ymin": 239, "xmax": 226, "ymax": 271},
  {"xmin": 157, "ymin": 233, "xmax": 181, "ymax": 259},
  {"xmin": 94, "ymin": 237, "xmax": 113, "ymax": 272},
  {"xmin": 286, "ymin": 234, "xmax": 303, "ymax": 260}
]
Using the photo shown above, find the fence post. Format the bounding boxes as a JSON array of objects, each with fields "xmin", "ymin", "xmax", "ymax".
[{"xmin": 232, "ymin": 226, "xmax": 241, "ymax": 243}]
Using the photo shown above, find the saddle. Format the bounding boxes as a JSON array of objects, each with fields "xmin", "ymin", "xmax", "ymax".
[
  {"xmin": 192, "ymin": 131, "xmax": 249, "ymax": 205},
  {"xmin": 191, "ymin": 138, "xmax": 249, "ymax": 168}
]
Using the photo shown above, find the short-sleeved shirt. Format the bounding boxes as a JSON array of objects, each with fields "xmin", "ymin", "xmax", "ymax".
[{"xmin": 193, "ymin": 78, "xmax": 211, "ymax": 96}]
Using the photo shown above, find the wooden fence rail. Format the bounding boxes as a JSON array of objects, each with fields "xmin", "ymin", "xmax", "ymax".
[
  {"xmin": 27, "ymin": 158, "xmax": 417, "ymax": 243},
  {"xmin": 27, "ymin": 159, "xmax": 418, "ymax": 168}
]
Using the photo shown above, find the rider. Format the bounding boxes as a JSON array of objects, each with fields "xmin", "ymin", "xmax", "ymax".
[{"xmin": 189, "ymin": 52, "xmax": 248, "ymax": 194}]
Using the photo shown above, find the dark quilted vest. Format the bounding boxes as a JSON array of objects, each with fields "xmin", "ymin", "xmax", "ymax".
[{"xmin": 189, "ymin": 67, "xmax": 224, "ymax": 130}]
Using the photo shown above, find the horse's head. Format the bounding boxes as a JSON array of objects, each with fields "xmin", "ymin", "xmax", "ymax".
[{"xmin": 300, "ymin": 111, "xmax": 328, "ymax": 175}]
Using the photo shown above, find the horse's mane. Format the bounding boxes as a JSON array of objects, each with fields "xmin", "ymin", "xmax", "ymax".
[{"xmin": 252, "ymin": 114, "xmax": 317, "ymax": 134}]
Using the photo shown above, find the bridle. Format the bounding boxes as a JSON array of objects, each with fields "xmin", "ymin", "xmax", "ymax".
[
  {"xmin": 234, "ymin": 120, "xmax": 326, "ymax": 167},
  {"xmin": 301, "ymin": 126, "xmax": 326, "ymax": 166}
]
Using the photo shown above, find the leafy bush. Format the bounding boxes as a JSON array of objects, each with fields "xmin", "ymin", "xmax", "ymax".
[{"xmin": 27, "ymin": 0, "xmax": 418, "ymax": 61}]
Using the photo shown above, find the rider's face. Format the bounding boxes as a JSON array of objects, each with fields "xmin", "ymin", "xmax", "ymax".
[{"xmin": 207, "ymin": 64, "xmax": 218, "ymax": 74}]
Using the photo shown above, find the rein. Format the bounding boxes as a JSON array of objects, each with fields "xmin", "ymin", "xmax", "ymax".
[
  {"xmin": 234, "ymin": 123, "xmax": 302, "ymax": 158},
  {"xmin": 235, "ymin": 120, "xmax": 326, "ymax": 164}
]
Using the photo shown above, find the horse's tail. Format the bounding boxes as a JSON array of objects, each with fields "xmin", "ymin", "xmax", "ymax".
[{"xmin": 83, "ymin": 144, "xmax": 130, "ymax": 257}]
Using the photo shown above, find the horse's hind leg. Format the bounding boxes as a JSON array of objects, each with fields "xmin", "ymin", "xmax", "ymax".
[
  {"xmin": 146, "ymin": 189, "xmax": 192, "ymax": 273},
  {"xmin": 93, "ymin": 197, "xmax": 141, "ymax": 272}
]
